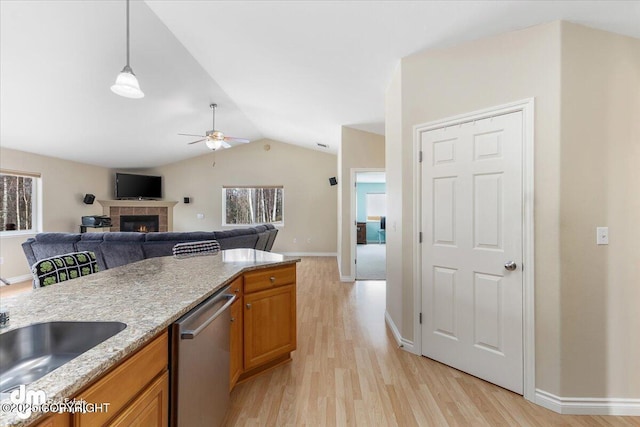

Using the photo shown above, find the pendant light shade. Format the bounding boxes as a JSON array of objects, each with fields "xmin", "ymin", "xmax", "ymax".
[
  {"xmin": 111, "ymin": 65, "xmax": 144, "ymax": 98},
  {"xmin": 111, "ymin": 0, "xmax": 144, "ymax": 99}
]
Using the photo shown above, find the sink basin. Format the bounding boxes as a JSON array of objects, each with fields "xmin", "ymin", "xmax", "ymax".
[{"xmin": 0, "ymin": 321, "xmax": 127, "ymax": 396}]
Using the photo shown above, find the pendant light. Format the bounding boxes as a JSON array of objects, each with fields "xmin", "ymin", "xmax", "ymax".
[{"xmin": 111, "ymin": 0, "xmax": 144, "ymax": 99}]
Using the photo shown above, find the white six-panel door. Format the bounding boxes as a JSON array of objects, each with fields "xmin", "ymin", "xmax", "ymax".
[{"xmin": 420, "ymin": 111, "xmax": 524, "ymax": 394}]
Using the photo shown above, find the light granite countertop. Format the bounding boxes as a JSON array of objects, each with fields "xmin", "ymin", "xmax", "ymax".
[{"xmin": 0, "ymin": 249, "xmax": 299, "ymax": 427}]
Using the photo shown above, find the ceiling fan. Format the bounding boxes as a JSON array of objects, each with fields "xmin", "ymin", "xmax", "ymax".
[{"xmin": 179, "ymin": 103, "xmax": 250, "ymax": 150}]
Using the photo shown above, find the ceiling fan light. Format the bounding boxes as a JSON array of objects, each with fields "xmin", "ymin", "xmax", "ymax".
[
  {"xmin": 111, "ymin": 66, "xmax": 144, "ymax": 99},
  {"xmin": 205, "ymin": 138, "xmax": 223, "ymax": 151}
]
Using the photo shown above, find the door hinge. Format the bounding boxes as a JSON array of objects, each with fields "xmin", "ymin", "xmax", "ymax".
[
  {"xmin": 419, "ymin": 151, "xmax": 423, "ymax": 163},
  {"xmin": 355, "ymin": 258, "xmax": 357, "ymax": 264},
  {"xmin": 419, "ymin": 312, "xmax": 422, "ymax": 324},
  {"xmin": 419, "ymin": 232, "xmax": 423, "ymax": 243}
]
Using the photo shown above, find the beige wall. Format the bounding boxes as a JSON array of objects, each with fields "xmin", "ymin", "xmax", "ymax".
[
  {"xmin": 148, "ymin": 139, "xmax": 337, "ymax": 255},
  {"xmin": 338, "ymin": 127, "xmax": 385, "ymax": 278},
  {"xmin": 393, "ymin": 22, "xmax": 563, "ymax": 392},
  {"xmin": 558, "ymin": 23, "xmax": 640, "ymax": 397},
  {"xmin": 388, "ymin": 20, "xmax": 640, "ymax": 399},
  {"xmin": 384, "ymin": 67, "xmax": 403, "ymax": 332},
  {"xmin": 0, "ymin": 148, "xmax": 112, "ymax": 280}
]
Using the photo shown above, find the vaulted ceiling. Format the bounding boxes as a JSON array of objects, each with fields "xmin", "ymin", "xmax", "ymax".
[{"xmin": 1, "ymin": 1, "xmax": 638, "ymax": 168}]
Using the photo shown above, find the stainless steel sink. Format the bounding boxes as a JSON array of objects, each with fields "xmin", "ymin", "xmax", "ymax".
[{"xmin": 0, "ymin": 321, "xmax": 127, "ymax": 396}]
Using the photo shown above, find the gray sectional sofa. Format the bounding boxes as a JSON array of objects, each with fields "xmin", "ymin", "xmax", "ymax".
[{"xmin": 22, "ymin": 224, "xmax": 278, "ymax": 271}]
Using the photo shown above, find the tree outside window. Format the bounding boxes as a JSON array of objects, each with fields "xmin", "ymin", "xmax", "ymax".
[
  {"xmin": 223, "ymin": 186, "xmax": 283, "ymax": 225},
  {"xmin": 0, "ymin": 172, "xmax": 37, "ymax": 233}
]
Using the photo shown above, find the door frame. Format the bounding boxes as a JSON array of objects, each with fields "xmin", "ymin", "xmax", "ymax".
[
  {"xmin": 413, "ymin": 98, "xmax": 535, "ymax": 401},
  {"xmin": 350, "ymin": 168, "xmax": 386, "ymax": 280}
]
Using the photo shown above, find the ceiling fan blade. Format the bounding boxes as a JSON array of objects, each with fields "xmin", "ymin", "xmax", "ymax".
[
  {"xmin": 179, "ymin": 133, "xmax": 206, "ymax": 138},
  {"xmin": 187, "ymin": 139, "xmax": 206, "ymax": 145},
  {"xmin": 221, "ymin": 141, "xmax": 232, "ymax": 149},
  {"xmin": 224, "ymin": 136, "xmax": 250, "ymax": 144}
]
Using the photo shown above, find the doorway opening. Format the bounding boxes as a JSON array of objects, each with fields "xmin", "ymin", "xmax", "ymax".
[{"xmin": 355, "ymin": 171, "xmax": 386, "ymax": 280}]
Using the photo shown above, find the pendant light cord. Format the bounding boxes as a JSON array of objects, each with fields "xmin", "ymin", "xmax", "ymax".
[{"xmin": 126, "ymin": 0, "xmax": 130, "ymax": 67}]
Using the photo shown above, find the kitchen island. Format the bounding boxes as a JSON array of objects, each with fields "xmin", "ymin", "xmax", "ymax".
[{"xmin": 0, "ymin": 249, "xmax": 299, "ymax": 427}]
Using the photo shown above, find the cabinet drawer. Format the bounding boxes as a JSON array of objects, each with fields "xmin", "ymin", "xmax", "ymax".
[
  {"xmin": 74, "ymin": 332, "xmax": 168, "ymax": 427},
  {"xmin": 244, "ymin": 264, "xmax": 295, "ymax": 294}
]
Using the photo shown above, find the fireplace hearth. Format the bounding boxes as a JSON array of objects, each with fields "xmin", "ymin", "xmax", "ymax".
[{"xmin": 120, "ymin": 215, "xmax": 159, "ymax": 233}]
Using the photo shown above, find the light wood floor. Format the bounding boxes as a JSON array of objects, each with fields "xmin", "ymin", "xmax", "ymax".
[{"xmin": 224, "ymin": 257, "xmax": 639, "ymax": 426}]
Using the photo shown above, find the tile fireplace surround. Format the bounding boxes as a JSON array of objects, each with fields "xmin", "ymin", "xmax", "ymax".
[{"xmin": 97, "ymin": 200, "xmax": 179, "ymax": 232}]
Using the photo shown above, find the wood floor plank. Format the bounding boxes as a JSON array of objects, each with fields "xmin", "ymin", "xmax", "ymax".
[{"xmin": 224, "ymin": 257, "xmax": 639, "ymax": 426}]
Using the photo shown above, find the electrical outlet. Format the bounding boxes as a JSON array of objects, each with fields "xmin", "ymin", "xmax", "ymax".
[
  {"xmin": 293, "ymin": 238, "xmax": 297, "ymax": 244},
  {"xmin": 196, "ymin": 213, "xmax": 204, "ymax": 220},
  {"xmin": 306, "ymin": 238, "xmax": 312, "ymax": 243}
]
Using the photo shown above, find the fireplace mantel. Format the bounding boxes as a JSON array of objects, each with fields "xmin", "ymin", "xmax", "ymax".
[{"xmin": 97, "ymin": 200, "xmax": 179, "ymax": 232}]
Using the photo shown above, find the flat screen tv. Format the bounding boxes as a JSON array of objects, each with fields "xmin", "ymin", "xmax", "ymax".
[{"xmin": 115, "ymin": 173, "xmax": 162, "ymax": 200}]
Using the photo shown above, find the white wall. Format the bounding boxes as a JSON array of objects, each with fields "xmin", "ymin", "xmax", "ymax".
[
  {"xmin": 392, "ymin": 21, "xmax": 563, "ymax": 391},
  {"xmin": 0, "ymin": 148, "xmax": 112, "ymax": 280},
  {"xmin": 384, "ymin": 66, "xmax": 403, "ymax": 338},
  {"xmin": 338, "ymin": 127, "xmax": 385, "ymax": 279},
  {"xmin": 387, "ymin": 20, "xmax": 640, "ymax": 401},
  {"xmin": 149, "ymin": 139, "xmax": 338, "ymax": 255}
]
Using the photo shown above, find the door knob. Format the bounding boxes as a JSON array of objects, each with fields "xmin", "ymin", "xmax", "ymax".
[
  {"xmin": 246, "ymin": 303, "xmax": 252, "ymax": 309},
  {"xmin": 504, "ymin": 261, "xmax": 517, "ymax": 271}
]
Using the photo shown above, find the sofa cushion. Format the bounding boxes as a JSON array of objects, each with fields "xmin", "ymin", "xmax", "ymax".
[
  {"xmin": 101, "ymin": 232, "xmax": 146, "ymax": 267},
  {"xmin": 32, "ymin": 251, "xmax": 98, "ymax": 288},
  {"xmin": 214, "ymin": 228, "xmax": 259, "ymax": 250},
  {"xmin": 144, "ymin": 232, "xmax": 220, "ymax": 258},
  {"xmin": 29, "ymin": 233, "xmax": 82, "ymax": 265},
  {"xmin": 255, "ymin": 231, "xmax": 270, "ymax": 251}
]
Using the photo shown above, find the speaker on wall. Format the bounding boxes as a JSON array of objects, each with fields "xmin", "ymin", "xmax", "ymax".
[
  {"xmin": 329, "ymin": 177, "xmax": 338, "ymax": 186},
  {"xmin": 184, "ymin": 197, "xmax": 191, "ymax": 204},
  {"xmin": 83, "ymin": 194, "xmax": 95, "ymax": 205}
]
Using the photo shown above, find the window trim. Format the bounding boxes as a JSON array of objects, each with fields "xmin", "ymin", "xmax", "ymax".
[
  {"xmin": 221, "ymin": 186, "xmax": 284, "ymax": 227},
  {"xmin": 0, "ymin": 169, "xmax": 42, "ymax": 236}
]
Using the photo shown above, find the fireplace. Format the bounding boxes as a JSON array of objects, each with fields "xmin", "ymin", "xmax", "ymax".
[
  {"xmin": 120, "ymin": 215, "xmax": 160, "ymax": 233},
  {"xmin": 98, "ymin": 200, "xmax": 177, "ymax": 232}
]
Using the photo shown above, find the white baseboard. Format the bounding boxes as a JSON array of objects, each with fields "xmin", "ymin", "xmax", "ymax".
[
  {"xmin": 1, "ymin": 274, "xmax": 32, "ymax": 285},
  {"xmin": 535, "ymin": 389, "xmax": 640, "ymax": 416},
  {"xmin": 340, "ymin": 275, "xmax": 355, "ymax": 282},
  {"xmin": 281, "ymin": 252, "xmax": 337, "ymax": 257},
  {"xmin": 384, "ymin": 311, "xmax": 416, "ymax": 354}
]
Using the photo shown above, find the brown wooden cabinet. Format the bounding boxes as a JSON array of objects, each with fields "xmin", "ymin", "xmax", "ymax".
[
  {"xmin": 33, "ymin": 413, "xmax": 70, "ymax": 427},
  {"xmin": 74, "ymin": 332, "xmax": 168, "ymax": 427},
  {"xmin": 109, "ymin": 372, "xmax": 168, "ymax": 427},
  {"xmin": 229, "ymin": 277, "xmax": 244, "ymax": 391},
  {"xmin": 243, "ymin": 284, "xmax": 296, "ymax": 370},
  {"xmin": 233, "ymin": 264, "xmax": 297, "ymax": 386},
  {"xmin": 357, "ymin": 222, "xmax": 367, "ymax": 244}
]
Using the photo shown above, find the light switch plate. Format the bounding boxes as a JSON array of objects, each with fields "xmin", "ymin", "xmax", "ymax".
[
  {"xmin": 596, "ymin": 227, "xmax": 609, "ymax": 245},
  {"xmin": 196, "ymin": 213, "xmax": 204, "ymax": 220}
]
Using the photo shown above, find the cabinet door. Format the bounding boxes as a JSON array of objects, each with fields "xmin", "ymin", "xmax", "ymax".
[
  {"xmin": 109, "ymin": 371, "xmax": 169, "ymax": 427},
  {"xmin": 244, "ymin": 284, "xmax": 296, "ymax": 370},
  {"xmin": 229, "ymin": 297, "xmax": 243, "ymax": 390},
  {"xmin": 33, "ymin": 413, "xmax": 71, "ymax": 427}
]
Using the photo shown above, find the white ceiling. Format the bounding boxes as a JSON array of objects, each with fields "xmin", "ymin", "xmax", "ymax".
[{"xmin": 1, "ymin": 1, "xmax": 638, "ymax": 169}]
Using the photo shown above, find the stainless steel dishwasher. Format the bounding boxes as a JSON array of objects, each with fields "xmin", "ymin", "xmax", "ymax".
[{"xmin": 171, "ymin": 286, "xmax": 236, "ymax": 427}]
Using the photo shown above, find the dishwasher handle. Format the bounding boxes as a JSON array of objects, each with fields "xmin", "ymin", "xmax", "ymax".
[{"xmin": 180, "ymin": 293, "xmax": 236, "ymax": 340}]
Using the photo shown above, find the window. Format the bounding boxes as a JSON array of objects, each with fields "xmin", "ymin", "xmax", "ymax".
[
  {"xmin": 223, "ymin": 186, "xmax": 283, "ymax": 226},
  {"xmin": 0, "ymin": 170, "xmax": 40, "ymax": 233},
  {"xmin": 366, "ymin": 193, "xmax": 386, "ymax": 221}
]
